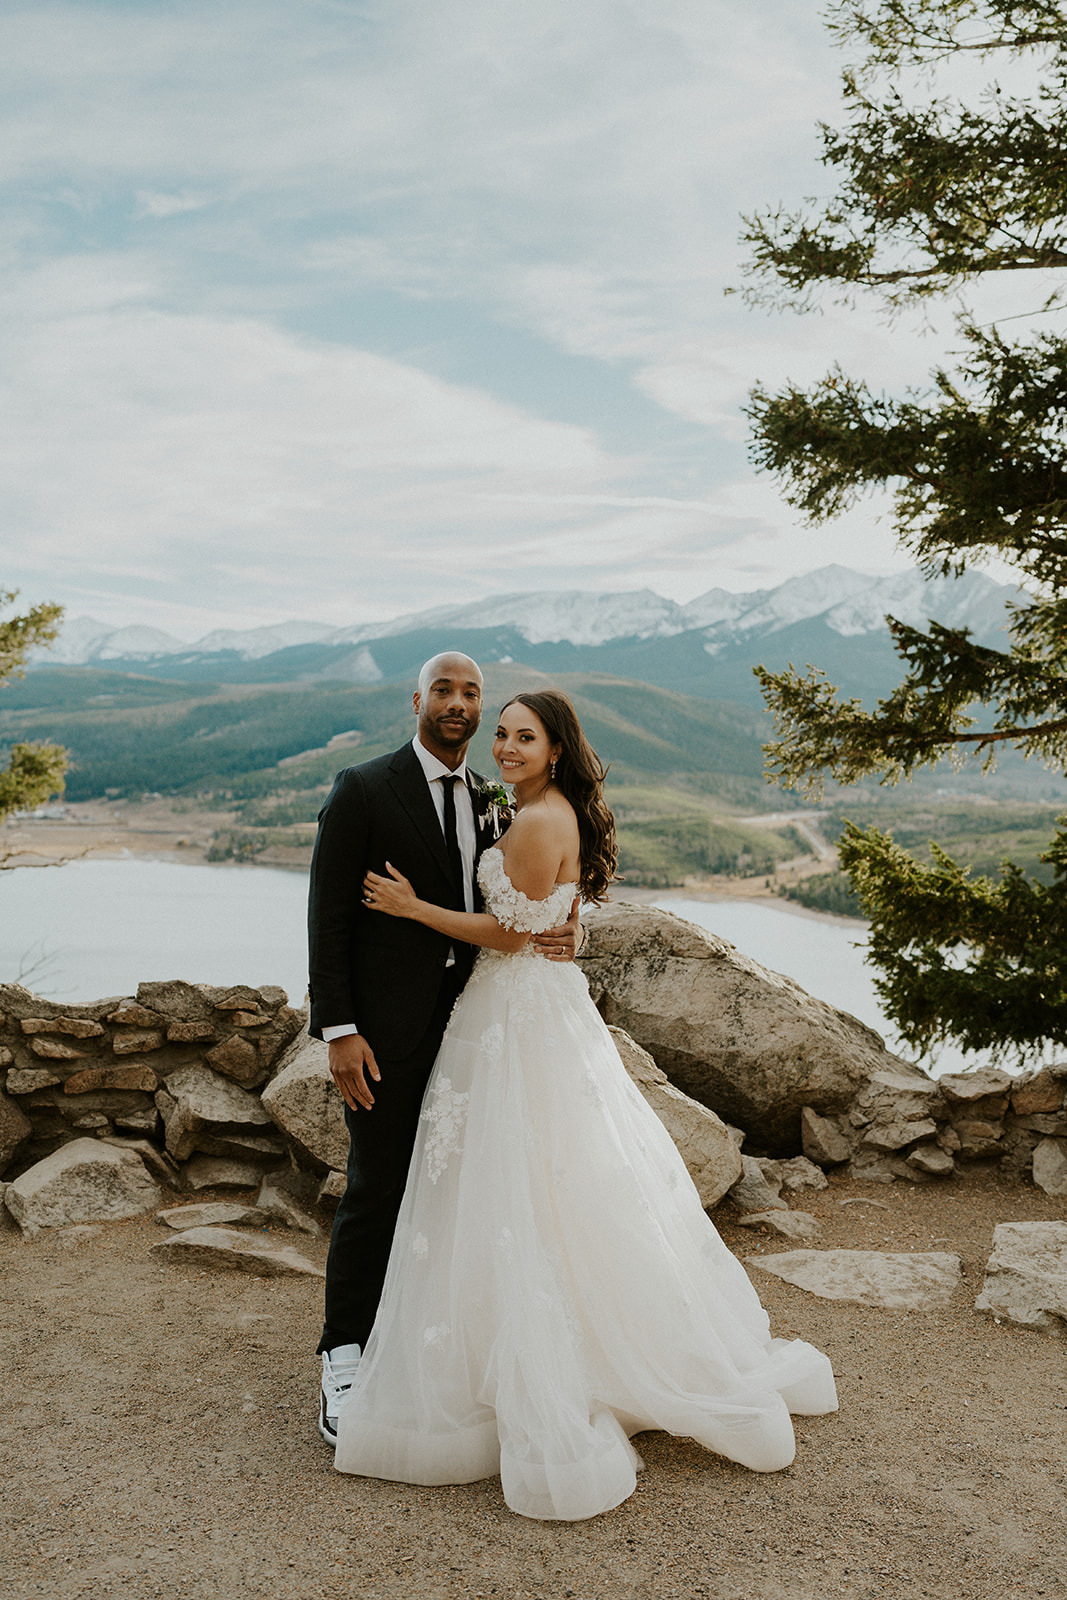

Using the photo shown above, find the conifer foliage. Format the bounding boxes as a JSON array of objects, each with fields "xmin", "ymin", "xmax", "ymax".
[
  {"xmin": 0, "ymin": 591, "xmax": 67, "ymax": 846},
  {"xmin": 744, "ymin": 1, "xmax": 1067, "ymax": 1059}
]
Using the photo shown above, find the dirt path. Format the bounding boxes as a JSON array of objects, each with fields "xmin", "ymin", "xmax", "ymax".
[{"xmin": 2, "ymin": 1169, "xmax": 1064, "ymax": 1600}]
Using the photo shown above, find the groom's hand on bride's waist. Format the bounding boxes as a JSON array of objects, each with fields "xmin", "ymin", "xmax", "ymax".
[
  {"xmin": 530, "ymin": 896, "xmax": 584, "ymax": 963},
  {"xmin": 328, "ymin": 1034, "xmax": 381, "ymax": 1112}
]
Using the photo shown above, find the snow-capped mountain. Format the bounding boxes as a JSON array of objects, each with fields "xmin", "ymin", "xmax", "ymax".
[
  {"xmin": 188, "ymin": 621, "xmax": 338, "ymax": 659},
  {"xmin": 38, "ymin": 565, "xmax": 1022, "ymax": 669},
  {"xmin": 44, "ymin": 620, "xmax": 186, "ymax": 663}
]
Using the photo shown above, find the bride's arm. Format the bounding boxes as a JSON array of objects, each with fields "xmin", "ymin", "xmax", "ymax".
[{"xmin": 364, "ymin": 811, "xmax": 566, "ymax": 952}]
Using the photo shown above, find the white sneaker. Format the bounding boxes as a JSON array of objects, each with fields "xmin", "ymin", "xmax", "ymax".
[{"xmin": 319, "ymin": 1343, "xmax": 361, "ymax": 1446}]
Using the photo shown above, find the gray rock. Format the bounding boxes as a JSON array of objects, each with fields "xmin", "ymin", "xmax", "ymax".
[
  {"xmin": 21, "ymin": 1015, "xmax": 104, "ymax": 1038},
  {"xmin": 193, "ymin": 1128, "xmax": 286, "ymax": 1160},
  {"xmin": 954, "ymin": 1119, "xmax": 1007, "ymax": 1158},
  {"xmin": 938, "ymin": 1069, "xmax": 1012, "ymax": 1113},
  {"xmin": 727, "ymin": 1155, "xmax": 788, "ymax": 1213},
  {"xmin": 182, "ymin": 1155, "xmax": 272, "ymax": 1191},
  {"xmin": 974, "ymin": 1222, "xmax": 1067, "ymax": 1338},
  {"xmin": 1032, "ymin": 1137, "xmax": 1067, "ymax": 1197},
  {"xmin": 735, "ymin": 1209, "xmax": 821, "ymax": 1241},
  {"xmin": 113, "ymin": 1108, "xmax": 162, "ymax": 1139},
  {"xmin": 149, "ymin": 1224, "xmax": 324, "ymax": 1278},
  {"xmin": 317, "ymin": 1170, "xmax": 346, "ymax": 1204},
  {"xmin": 5, "ymin": 1137, "xmax": 161, "ymax": 1236},
  {"xmin": 155, "ymin": 1202, "xmax": 262, "ymax": 1230},
  {"xmin": 609, "ymin": 1027, "xmax": 742, "ymax": 1207},
  {"xmin": 31, "ymin": 1037, "xmax": 88, "ymax": 1061},
  {"xmin": 753, "ymin": 1157, "xmax": 784, "ymax": 1194},
  {"xmin": 111, "ymin": 1030, "xmax": 163, "ymax": 1056},
  {"xmin": 260, "ymin": 1030, "xmax": 349, "ymax": 1174},
  {"xmin": 255, "ymin": 1180, "xmax": 323, "ymax": 1237},
  {"xmin": 850, "ymin": 1068, "xmax": 943, "ymax": 1126},
  {"xmin": 862, "ymin": 1117, "xmax": 939, "ymax": 1152},
  {"xmin": 847, "ymin": 1151, "xmax": 910, "ymax": 1184},
  {"xmin": 6, "ymin": 1068, "xmax": 63, "ymax": 1094},
  {"xmin": 0, "ymin": 1087, "xmax": 32, "ymax": 1177},
  {"xmin": 155, "ymin": 1063, "xmax": 272, "ymax": 1162},
  {"xmin": 777, "ymin": 1156, "xmax": 828, "ymax": 1192},
  {"xmin": 106, "ymin": 1003, "xmax": 164, "ymax": 1028},
  {"xmin": 54, "ymin": 1224, "xmax": 104, "ymax": 1248},
  {"xmin": 800, "ymin": 1106, "xmax": 851, "ymax": 1166},
  {"xmin": 579, "ymin": 903, "xmax": 911, "ymax": 1151},
  {"xmin": 906, "ymin": 1144, "xmax": 955, "ymax": 1177},
  {"xmin": 205, "ymin": 1034, "xmax": 263, "ymax": 1088},
  {"xmin": 1011, "ymin": 1070, "xmax": 1066, "ymax": 1117},
  {"xmin": 99, "ymin": 1136, "xmax": 181, "ymax": 1188},
  {"xmin": 747, "ymin": 1248, "xmax": 963, "ymax": 1310}
]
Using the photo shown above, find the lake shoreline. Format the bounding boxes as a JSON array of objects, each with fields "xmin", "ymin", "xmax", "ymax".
[{"xmin": 6, "ymin": 800, "xmax": 865, "ymax": 926}]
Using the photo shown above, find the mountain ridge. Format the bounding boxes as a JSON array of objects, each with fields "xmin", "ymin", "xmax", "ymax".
[{"xmin": 39, "ymin": 564, "xmax": 1023, "ymax": 667}]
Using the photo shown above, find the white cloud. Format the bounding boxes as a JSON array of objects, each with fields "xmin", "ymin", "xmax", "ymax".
[
  {"xmin": 0, "ymin": 0, "xmax": 976, "ymax": 633},
  {"xmin": 135, "ymin": 190, "xmax": 212, "ymax": 219}
]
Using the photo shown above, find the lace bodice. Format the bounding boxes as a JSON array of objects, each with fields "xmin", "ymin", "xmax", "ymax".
[{"xmin": 477, "ymin": 846, "xmax": 578, "ymax": 935}]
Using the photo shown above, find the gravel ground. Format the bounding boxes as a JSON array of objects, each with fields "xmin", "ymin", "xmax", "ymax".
[{"xmin": 2, "ymin": 1168, "xmax": 1065, "ymax": 1600}]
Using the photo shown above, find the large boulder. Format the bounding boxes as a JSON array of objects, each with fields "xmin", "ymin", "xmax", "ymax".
[
  {"xmin": 580, "ymin": 904, "xmax": 915, "ymax": 1152},
  {"xmin": 260, "ymin": 1029, "xmax": 348, "ymax": 1174},
  {"xmin": 4, "ymin": 1137, "xmax": 161, "ymax": 1236},
  {"xmin": 609, "ymin": 1027, "xmax": 742, "ymax": 1207},
  {"xmin": 974, "ymin": 1222, "xmax": 1067, "ymax": 1338}
]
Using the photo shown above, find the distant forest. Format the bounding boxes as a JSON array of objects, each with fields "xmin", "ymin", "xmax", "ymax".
[{"xmin": 6, "ymin": 664, "xmax": 1066, "ymax": 892}]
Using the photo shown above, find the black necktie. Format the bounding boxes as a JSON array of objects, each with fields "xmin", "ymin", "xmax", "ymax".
[{"xmin": 441, "ymin": 774, "xmax": 466, "ymax": 909}]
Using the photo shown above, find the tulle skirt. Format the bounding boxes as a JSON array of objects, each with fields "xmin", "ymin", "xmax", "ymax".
[{"xmin": 334, "ymin": 949, "xmax": 837, "ymax": 1520}]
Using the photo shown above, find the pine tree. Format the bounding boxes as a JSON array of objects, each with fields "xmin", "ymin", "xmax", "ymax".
[
  {"xmin": 0, "ymin": 591, "xmax": 67, "ymax": 851},
  {"xmin": 744, "ymin": 1, "xmax": 1067, "ymax": 1059}
]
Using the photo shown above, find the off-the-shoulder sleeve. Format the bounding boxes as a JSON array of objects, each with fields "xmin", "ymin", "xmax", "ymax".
[{"xmin": 480, "ymin": 851, "xmax": 575, "ymax": 934}]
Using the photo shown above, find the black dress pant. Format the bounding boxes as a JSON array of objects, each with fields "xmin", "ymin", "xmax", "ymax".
[{"xmin": 318, "ymin": 967, "xmax": 464, "ymax": 1355}]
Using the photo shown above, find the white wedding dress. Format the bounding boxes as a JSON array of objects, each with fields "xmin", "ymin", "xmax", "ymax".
[{"xmin": 334, "ymin": 848, "xmax": 837, "ymax": 1520}]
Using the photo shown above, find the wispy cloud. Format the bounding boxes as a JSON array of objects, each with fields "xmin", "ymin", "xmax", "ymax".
[{"xmin": 0, "ymin": 0, "xmax": 924, "ymax": 633}]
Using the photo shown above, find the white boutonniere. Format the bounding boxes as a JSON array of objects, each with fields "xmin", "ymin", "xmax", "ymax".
[{"xmin": 475, "ymin": 779, "xmax": 513, "ymax": 839}]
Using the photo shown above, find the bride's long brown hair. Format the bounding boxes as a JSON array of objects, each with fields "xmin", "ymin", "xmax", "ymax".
[{"xmin": 501, "ymin": 690, "xmax": 618, "ymax": 904}]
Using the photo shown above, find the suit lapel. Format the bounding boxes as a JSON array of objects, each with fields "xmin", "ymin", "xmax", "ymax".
[{"xmin": 386, "ymin": 744, "xmax": 453, "ymax": 888}]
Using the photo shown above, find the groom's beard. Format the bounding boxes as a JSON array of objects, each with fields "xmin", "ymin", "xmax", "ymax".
[{"xmin": 426, "ymin": 713, "xmax": 477, "ymax": 749}]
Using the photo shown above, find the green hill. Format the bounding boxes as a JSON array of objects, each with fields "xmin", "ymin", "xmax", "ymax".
[{"xmin": 4, "ymin": 664, "xmax": 817, "ymax": 885}]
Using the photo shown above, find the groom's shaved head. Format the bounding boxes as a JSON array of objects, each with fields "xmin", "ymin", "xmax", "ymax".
[
  {"xmin": 413, "ymin": 652, "xmax": 483, "ymax": 765},
  {"xmin": 417, "ymin": 652, "xmax": 482, "ymax": 698}
]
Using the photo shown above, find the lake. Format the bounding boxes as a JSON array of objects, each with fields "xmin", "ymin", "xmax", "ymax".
[{"xmin": 0, "ymin": 856, "xmax": 1001, "ymax": 1076}]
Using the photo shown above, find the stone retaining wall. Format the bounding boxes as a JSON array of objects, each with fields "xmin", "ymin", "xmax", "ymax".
[{"xmin": 0, "ymin": 981, "xmax": 305, "ymax": 1184}]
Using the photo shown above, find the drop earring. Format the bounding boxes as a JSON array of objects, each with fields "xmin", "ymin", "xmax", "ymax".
[{"xmin": 550, "ymin": 757, "xmax": 558, "ymax": 780}]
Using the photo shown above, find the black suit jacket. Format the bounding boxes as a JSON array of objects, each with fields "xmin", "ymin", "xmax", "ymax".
[{"xmin": 307, "ymin": 741, "xmax": 490, "ymax": 1058}]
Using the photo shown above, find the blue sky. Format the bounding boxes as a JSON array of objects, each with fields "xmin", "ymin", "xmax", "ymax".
[{"xmin": 0, "ymin": 0, "xmax": 1009, "ymax": 638}]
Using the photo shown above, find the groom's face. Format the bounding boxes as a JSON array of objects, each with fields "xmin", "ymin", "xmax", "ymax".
[{"xmin": 414, "ymin": 656, "xmax": 483, "ymax": 762}]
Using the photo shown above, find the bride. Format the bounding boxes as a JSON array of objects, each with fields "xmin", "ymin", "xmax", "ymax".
[{"xmin": 336, "ymin": 688, "xmax": 837, "ymax": 1521}]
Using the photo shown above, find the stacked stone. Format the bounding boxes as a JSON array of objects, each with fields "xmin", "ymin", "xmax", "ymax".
[
  {"xmin": 0, "ymin": 979, "xmax": 304, "ymax": 1186},
  {"xmin": 800, "ymin": 1065, "xmax": 1067, "ymax": 1192}
]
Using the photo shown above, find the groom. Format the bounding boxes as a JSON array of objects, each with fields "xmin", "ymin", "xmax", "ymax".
[{"xmin": 307, "ymin": 650, "xmax": 580, "ymax": 1444}]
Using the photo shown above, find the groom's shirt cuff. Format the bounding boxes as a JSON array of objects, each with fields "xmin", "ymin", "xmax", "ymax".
[{"xmin": 322, "ymin": 1023, "xmax": 358, "ymax": 1041}]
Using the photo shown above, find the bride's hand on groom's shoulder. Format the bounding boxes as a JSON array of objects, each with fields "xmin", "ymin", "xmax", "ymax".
[{"xmin": 364, "ymin": 863, "xmax": 418, "ymax": 919}]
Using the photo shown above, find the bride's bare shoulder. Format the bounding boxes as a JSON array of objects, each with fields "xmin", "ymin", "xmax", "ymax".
[{"xmin": 508, "ymin": 795, "xmax": 577, "ymax": 848}]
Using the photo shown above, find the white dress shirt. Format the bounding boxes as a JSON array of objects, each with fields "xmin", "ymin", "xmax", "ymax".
[{"xmin": 322, "ymin": 736, "xmax": 478, "ymax": 1042}]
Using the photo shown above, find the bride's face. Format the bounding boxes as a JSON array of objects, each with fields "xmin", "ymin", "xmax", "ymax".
[{"xmin": 493, "ymin": 702, "xmax": 560, "ymax": 788}]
